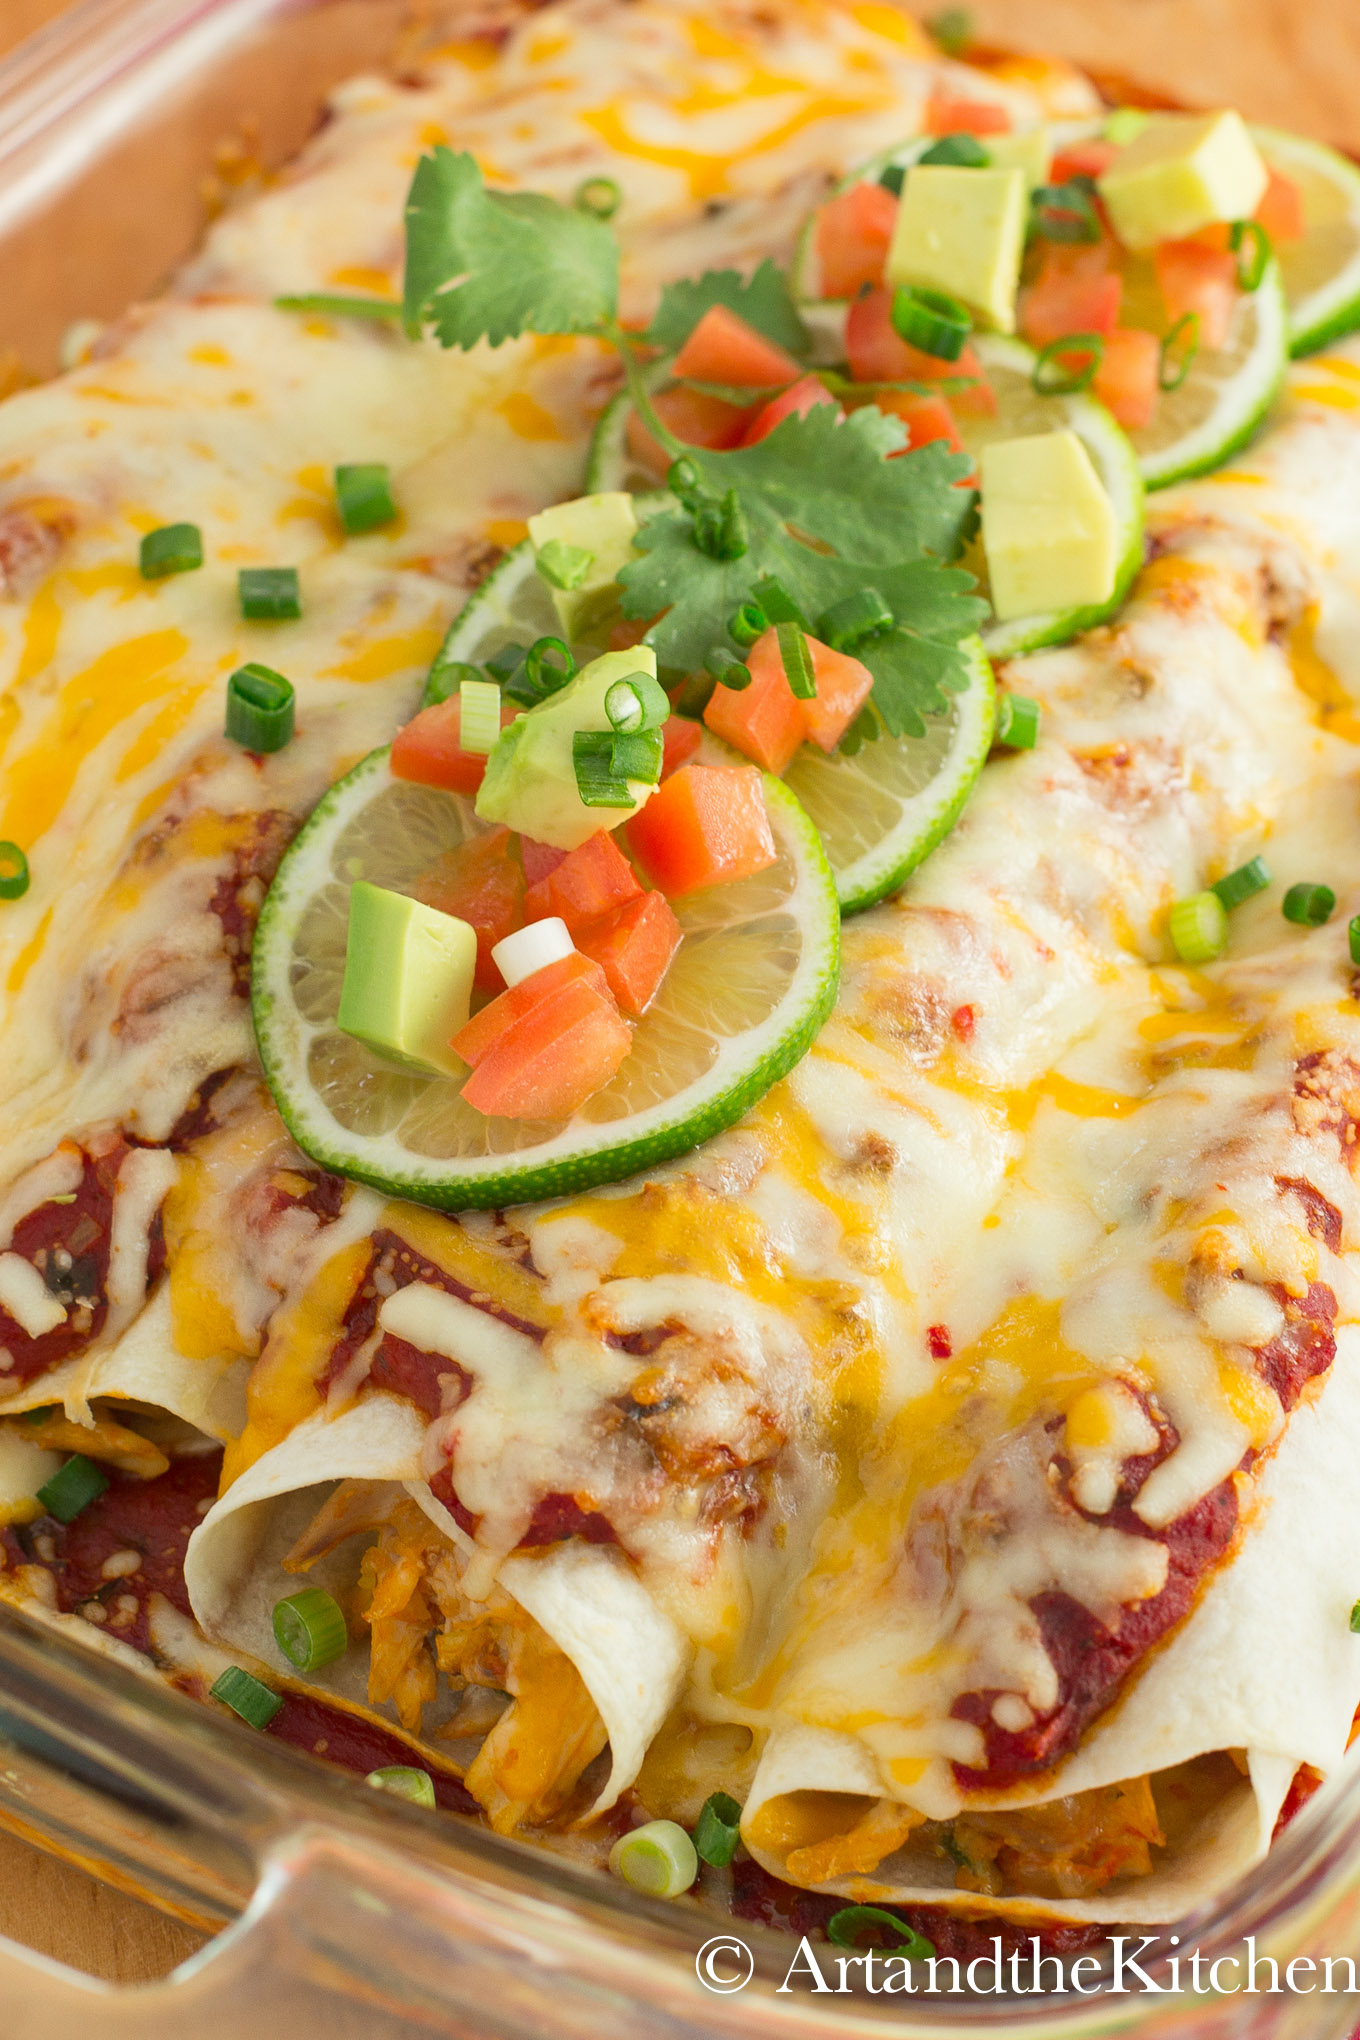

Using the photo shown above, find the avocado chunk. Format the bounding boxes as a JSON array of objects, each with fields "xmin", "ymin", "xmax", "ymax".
[
  {"xmin": 886, "ymin": 164, "xmax": 1027, "ymax": 332},
  {"xmin": 528, "ymin": 492, "xmax": 639, "ymax": 643},
  {"xmin": 983, "ymin": 129, "xmax": 1053, "ymax": 194},
  {"xmin": 476, "ymin": 647, "xmax": 661, "ymax": 851},
  {"xmin": 337, "ymin": 881, "xmax": 476, "ymax": 1077},
  {"xmin": 1097, "ymin": 110, "xmax": 1268, "ymax": 252},
  {"xmin": 979, "ymin": 430, "xmax": 1118, "ymax": 622}
]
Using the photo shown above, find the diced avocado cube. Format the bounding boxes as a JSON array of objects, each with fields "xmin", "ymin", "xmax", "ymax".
[
  {"xmin": 1097, "ymin": 110, "xmax": 1268, "ymax": 252},
  {"xmin": 528, "ymin": 492, "xmax": 638, "ymax": 643},
  {"xmin": 476, "ymin": 647, "xmax": 660, "ymax": 851},
  {"xmin": 979, "ymin": 429, "xmax": 1118, "ymax": 622},
  {"xmin": 983, "ymin": 129, "xmax": 1053, "ymax": 194},
  {"xmin": 886, "ymin": 165, "xmax": 1027, "ymax": 333},
  {"xmin": 337, "ymin": 882, "xmax": 476, "ymax": 1077}
]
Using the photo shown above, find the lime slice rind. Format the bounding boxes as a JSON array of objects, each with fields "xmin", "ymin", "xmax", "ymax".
[
  {"xmin": 1252, "ymin": 125, "xmax": 1360, "ymax": 358},
  {"xmin": 1128, "ymin": 257, "xmax": 1288, "ymax": 489},
  {"xmin": 251, "ymin": 748, "xmax": 840, "ymax": 1209}
]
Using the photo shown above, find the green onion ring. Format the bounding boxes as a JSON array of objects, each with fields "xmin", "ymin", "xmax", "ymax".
[
  {"xmin": 890, "ymin": 285, "xmax": 971, "ymax": 362},
  {"xmin": 1230, "ymin": 219, "xmax": 1270, "ymax": 293},
  {"xmin": 1032, "ymin": 331, "xmax": 1105, "ymax": 397},
  {"xmin": 1159, "ymin": 311, "xmax": 1201, "ymax": 391}
]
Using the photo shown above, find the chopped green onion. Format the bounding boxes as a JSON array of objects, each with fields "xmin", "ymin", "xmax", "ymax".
[
  {"xmin": 667, "ymin": 455, "xmax": 702, "ymax": 503},
  {"xmin": 272, "ymin": 1587, "xmax": 348, "ymax": 1672},
  {"xmin": 1283, "ymin": 881, "xmax": 1335, "ymax": 927},
  {"xmin": 728, "ymin": 601, "xmax": 769, "ymax": 648},
  {"xmin": 890, "ymin": 285, "xmax": 971, "ymax": 363},
  {"xmin": 1211, "ymin": 856, "xmax": 1271, "ymax": 912},
  {"xmin": 1169, "ymin": 890, "xmax": 1228, "ymax": 965},
  {"xmin": 692, "ymin": 488, "xmax": 748, "ymax": 561},
  {"xmin": 777, "ymin": 620, "xmax": 817, "ymax": 700},
  {"xmin": 425, "ymin": 657, "xmax": 483, "ymax": 705},
  {"xmin": 707, "ymin": 647, "xmax": 752, "ymax": 690},
  {"xmin": 226, "ymin": 663, "xmax": 295, "ymax": 752},
  {"xmin": 334, "ymin": 463, "xmax": 397, "ymax": 536},
  {"xmin": 36, "ymin": 1455, "xmax": 108, "ymax": 1524},
  {"xmin": 1032, "ymin": 332, "xmax": 1104, "ymax": 396},
  {"xmin": 1230, "ymin": 219, "xmax": 1270, "ymax": 293},
  {"xmin": 520, "ymin": 636, "xmax": 575, "ymax": 704},
  {"xmin": 1350, "ymin": 1600, "xmax": 1360, "ymax": 1633},
  {"xmin": 1350, "ymin": 917, "xmax": 1360, "ymax": 968},
  {"xmin": 827, "ymin": 1906, "xmax": 935, "ymax": 1961},
  {"xmin": 817, "ymin": 589, "xmax": 893, "ymax": 652},
  {"xmin": 574, "ymin": 175, "xmax": 622, "ymax": 220},
  {"xmin": 604, "ymin": 672, "xmax": 669, "ymax": 732},
  {"xmin": 0, "ymin": 842, "xmax": 29, "ymax": 900},
  {"xmin": 459, "ymin": 678, "xmax": 502, "ymax": 755},
  {"xmin": 926, "ymin": 7, "xmax": 971, "ymax": 56},
  {"xmin": 573, "ymin": 728, "xmax": 663, "ymax": 807},
  {"xmin": 536, "ymin": 538, "xmax": 594, "ymax": 590},
  {"xmin": 994, "ymin": 693, "xmax": 1041, "ymax": 750},
  {"xmin": 609, "ymin": 1820, "xmax": 698, "ymax": 1898},
  {"xmin": 139, "ymin": 522, "xmax": 203, "ymax": 580},
  {"xmin": 210, "ymin": 1666, "xmax": 283, "ymax": 1730},
  {"xmin": 877, "ymin": 162, "xmax": 907, "ymax": 198},
  {"xmin": 274, "ymin": 293, "xmax": 401, "ymax": 321},
  {"xmin": 919, "ymin": 133, "xmax": 990, "ymax": 170},
  {"xmin": 1159, "ymin": 312, "xmax": 1201, "ymax": 392},
  {"xmin": 693, "ymin": 1792, "xmax": 743, "ymax": 1867},
  {"xmin": 1103, "ymin": 107, "xmax": 1151, "ymax": 146},
  {"xmin": 366, "ymin": 1765, "xmax": 436, "ymax": 1807},
  {"xmin": 1031, "ymin": 179, "xmax": 1102, "ymax": 244},
  {"xmin": 752, "ymin": 575, "xmax": 808, "ymax": 628},
  {"xmin": 238, "ymin": 567, "xmax": 301, "ymax": 621},
  {"xmin": 609, "ymin": 729, "xmax": 664, "ymax": 781}
]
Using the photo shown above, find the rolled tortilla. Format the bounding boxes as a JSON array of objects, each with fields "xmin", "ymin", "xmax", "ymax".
[
  {"xmin": 0, "ymin": 1287, "xmax": 248, "ymax": 1441},
  {"xmin": 184, "ymin": 1393, "xmax": 690, "ymax": 1813}
]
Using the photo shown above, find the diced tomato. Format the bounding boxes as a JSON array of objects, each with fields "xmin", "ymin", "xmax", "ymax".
[
  {"xmin": 1093, "ymin": 326, "xmax": 1160, "ymax": 431},
  {"xmin": 670, "ymin": 304, "xmax": 803, "ymax": 388},
  {"xmin": 520, "ymin": 837, "xmax": 567, "ymax": 888},
  {"xmin": 815, "ymin": 181, "xmax": 899, "ymax": 299},
  {"xmin": 703, "ymin": 640, "xmax": 806, "ymax": 775},
  {"xmin": 740, "ymin": 373, "xmax": 839, "ymax": 446},
  {"xmin": 1154, "ymin": 239, "xmax": 1239, "ymax": 351},
  {"xmin": 627, "ymin": 764, "xmax": 777, "ymax": 896},
  {"xmin": 1049, "ymin": 139, "xmax": 1118, "ymax": 184},
  {"xmin": 797, "ymin": 639, "xmax": 874, "ymax": 754},
  {"xmin": 661, "ymin": 715, "xmax": 703, "ymax": 778},
  {"xmin": 1019, "ymin": 245, "xmax": 1123, "ymax": 350},
  {"xmin": 625, "ymin": 385, "xmax": 753, "ymax": 476},
  {"xmin": 845, "ymin": 287, "xmax": 993, "ymax": 411},
  {"xmin": 924, "ymin": 94, "xmax": 1011, "ymax": 137},
  {"xmin": 578, "ymin": 890, "xmax": 683, "ymax": 1016},
  {"xmin": 452, "ymin": 950, "xmax": 609, "ymax": 1068},
  {"xmin": 523, "ymin": 829, "xmax": 642, "ymax": 934},
  {"xmin": 873, "ymin": 388, "xmax": 964, "ymax": 456},
  {"xmin": 1256, "ymin": 163, "xmax": 1305, "ymax": 244},
  {"xmin": 390, "ymin": 696, "xmax": 516, "ymax": 796},
  {"xmin": 414, "ymin": 826, "xmax": 524, "ymax": 992},
  {"xmin": 460, "ymin": 977, "xmax": 631, "ymax": 1120}
]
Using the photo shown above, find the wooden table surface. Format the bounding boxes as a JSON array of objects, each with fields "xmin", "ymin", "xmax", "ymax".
[{"xmin": 0, "ymin": 0, "xmax": 1355, "ymax": 1998}]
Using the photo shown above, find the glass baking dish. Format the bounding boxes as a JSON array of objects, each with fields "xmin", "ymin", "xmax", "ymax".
[{"xmin": 3, "ymin": 2, "xmax": 1360, "ymax": 2031}]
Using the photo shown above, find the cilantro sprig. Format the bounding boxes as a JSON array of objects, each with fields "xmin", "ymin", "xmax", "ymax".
[{"xmin": 400, "ymin": 148, "xmax": 985, "ymax": 734}]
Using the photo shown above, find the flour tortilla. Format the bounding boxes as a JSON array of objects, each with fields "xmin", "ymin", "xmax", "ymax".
[
  {"xmin": 184, "ymin": 1393, "xmax": 691, "ymax": 1811},
  {"xmin": 0, "ymin": 1287, "xmax": 248, "ymax": 1439},
  {"xmin": 742, "ymin": 1330, "xmax": 1360, "ymax": 1923}
]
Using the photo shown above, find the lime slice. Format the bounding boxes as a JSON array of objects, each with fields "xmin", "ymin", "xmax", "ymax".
[
  {"xmin": 1252, "ymin": 125, "xmax": 1360, "ymax": 357},
  {"xmin": 251, "ymin": 746, "xmax": 839, "ymax": 1209},
  {"xmin": 784, "ymin": 636, "xmax": 994, "ymax": 915},
  {"xmin": 960, "ymin": 335, "xmax": 1143, "ymax": 659}
]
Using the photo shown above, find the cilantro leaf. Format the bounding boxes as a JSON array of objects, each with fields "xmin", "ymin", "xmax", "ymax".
[
  {"xmin": 646, "ymin": 259, "xmax": 809, "ymax": 357},
  {"xmin": 617, "ymin": 405, "xmax": 984, "ymax": 715},
  {"xmin": 403, "ymin": 148, "xmax": 618, "ymax": 347}
]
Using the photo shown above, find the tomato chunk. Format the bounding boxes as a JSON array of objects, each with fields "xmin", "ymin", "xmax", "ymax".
[
  {"xmin": 924, "ymin": 94, "xmax": 1011, "ymax": 136},
  {"xmin": 520, "ymin": 837, "xmax": 567, "ymax": 887},
  {"xmin": 578, "ymin": 890, "xmax": 683, "ymax": 1016},
  {"xmin": 523, "ymin": 829, "xmax": 642, "ymax": 933},
  {"xmin": 414, "ymin": 826, "xmax": 524, "ymax": 991},
  {"xmin": 873, "ymin": 388, "xmax": 964, "ymax": 456},
  {"xmin": 703, "ymin": 640, "xmax": 806, "ymax": 774},
  {"xmin": 460, "ymin": 977, "xmax": 631, "ymax": 1120},
  {"xmin": 797, "ymin": 638, "xmax": 874, "ymax": 754},
  {"xmin": 1256, "ymin": 164, "xmax": 1305, "ymax": 243},
  {"xmin": 741, "ymin": 373, "xmax": 840, "ymax": 446},
  {"xmin": 1049, "ymin": 139, "xmax": 1118, "ymax": 184},
  {"xmin": 627, "ymin": 765, "xmax": 777, "ymax": 896},
  {"xmin": 845, "ymin": 287, "xmax": 994, "ymax": 411},
  {"xmin": 391, "ymin": 696, "xmax": 516, "ymax": 796},
  {"xmin": 1020, "ymin": 246, "xmax": 1123, "ymax": 349},
  {"xmin": 671, "ymin": 304, "xmax": 803, "ymax": 388},
  {"xmin": 1154, "ymin": 239, "xmax": 1239, "ymax": 350},
  {"xmin": 453, "ymin": 950, "xmax": 609, "ymax": 1068},
  {"xmin": 816, "ymin": 181, "xmax": 899, "ymax": 298},
  {"xmin": 1093, "ymin": 326, "xmax": 1160, "ymax": 431},
  {"xmin": 625, "ymin": 385, "xmax": 753, "ymax": 476},
  {"xmin": 661, "ymin": 715, "xmax": 703, "ymax": 778}
]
